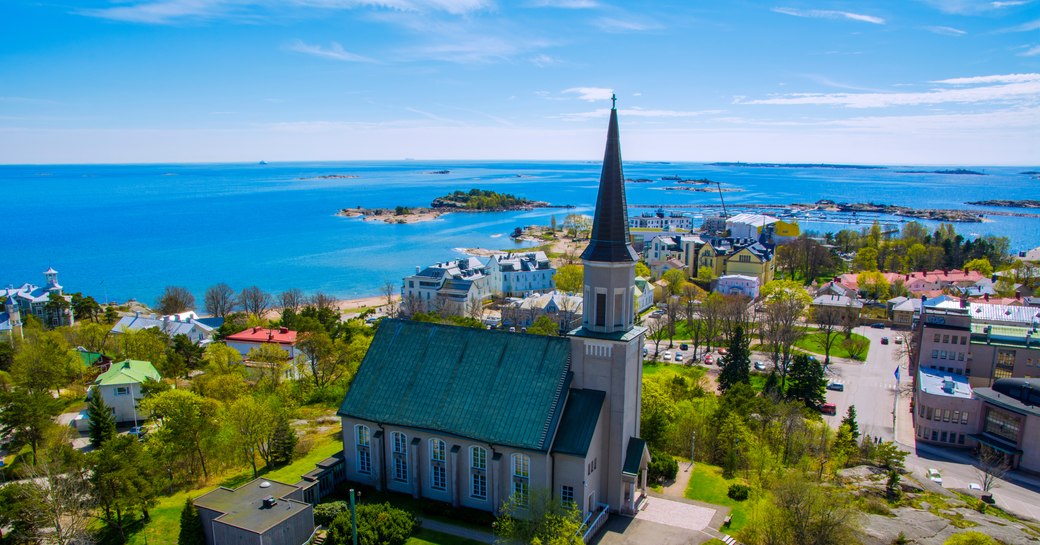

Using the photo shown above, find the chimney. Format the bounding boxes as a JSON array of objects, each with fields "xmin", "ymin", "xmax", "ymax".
[
  {"xmin": 1016, "ymin": 291, "xmax": 1022, "ymax": 300},
  {"xmin": 960, "ymin": 297, "xmax": 968, "ymax": 309},
  {"xmin": 992, "ymin": 273, "xmax": 998, "ymax": 283},
  {"xmin": 279, "ymin": 327, "xmax": 289, "ymax": 334},
  {"xmin": 253, "ymin": 326, "xmax": 260, "ymax": 333},
  {"xmin": 985, "ymin": 293, "xmax": 990, "ymax": 301},
  {"xmin": 135, "ymin": 310, "xmax": 140, "ymax": 318},
  {"xmin": 262, "ymin": 496, "xmax": 277, "ymax": 508}
]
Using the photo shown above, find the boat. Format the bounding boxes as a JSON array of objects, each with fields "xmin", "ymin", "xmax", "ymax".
[{"xmin": 258, "ymin": 160, "xmax": 268, "ymax": 165}]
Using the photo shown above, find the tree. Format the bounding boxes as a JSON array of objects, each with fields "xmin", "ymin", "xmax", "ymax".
[
  {"xmin": 383, "ymin": 280, "xmax": 400, "ymax": 318},
  {"xmin": 297, "ymin": 330, "xmax": 358, "ymax": 394},
  {"xmin": 761, "ymin": 280, "xmax": 811, "ymax": 388},
  {"xmin": 785, "ymin": 354, "xmax": 825, "ymax": 408},
  {"xmin": 247, "ymin": 343, "xmax": 292, "ymax": 387},
  {"xmin": 873, "ymin": 441, "xmax": 908, "ymax": 470},
  {"xmin": 90, "ymin": 435, "xmax": 159, "ymax": 540},
  {"xmin": 203, "ymin": 283, "xmax": 237, "ymax": 317},
  {"xmin": 494, "ymin": 489, "xmax": 583, "ymax": 545},
  {"xmin": 841, "ymin": 405, "xmax": 859, "ymax": 440},
  {"xmin": 326, "ymin": 502, "xmax": 419, "ymax": 545},
  {"xmin": 635, "ymin": 261, "xmax": 651, "ymax": 278},
  {"xmin": 71, "ymin": 293, "xmax": 102, "ymax": 323},
  {"xmin": 555, "ymin": 264, "xmax": 583, "ymax": 293},
  {"xmin": 87, "ymin": 391, "xmax": 117, "ymax": 448},
  {"xmin": 744, "ymin": 474, "xmax": 859, "ymax": 545},
  {"xmin": 831, "ymin": 424, "xmax": 858, "ymax": 468},
  {"xmin": 11, "ymin": 329, "xmax": 78, "ymax": 393},
  {"xmin": 853, "ymin": 247, "xmax": 879, "ymax": 272},
  {"xmin": 179, "ymin": 497, "xmax": 206, "ymax": 545},
  {"xmin": 239, "ymin": 286, "xmax": 272, "ymax": 319},
  {"xmin": 699, "ymin": 293, "xmax": 724, "ymax": 352},
  {"xmin": 157, "ymin": 286, "xmax": 196, "ymax": 315},
  {"xmin": 279, "ymin": 288, "xmax": 306, "ymax": 314},
  {"xmin": 141, "ymin": 389, "xmax": 221, "ymax": 479},
  {"xmin": 0, "ymin": 387, "xmax": 62, "ymax": 464},
  {"xmin": 662, "ymin": 269, "xmax": 687, "ymax": 296},
  {"xmin": 120, "ymin": 326, "xmax": 171, "ymax": 374},
  {"xmin": 811, "ymin": 305, "xmax": 845, "ymax": 367},
  {"xmin": 842, "ymin": 335, "xmax": 869, "ymax": 361},
  {"xmin": 718, "ymin": 325, "xmax": 750, "ymax": 393},
  {"xmin": 857, "ymin": 270, "xmax": 890, "ymax": 301},
  {"xmin": 975, "ymin": 444, "xmax": 1010, "ymax": 493},
  {"xmin": 0, "ymin": 482, "xmax": 44, "ymax": 543},
  {"xmin": 44, "ymin": 292, "xmax": 71, "ymax": 326},
  {"xmin": 528, "ymin": 315, "xmax": 561, "ymax": 336},
  {"xmin": 171, "ymin": 333, "xmax": 206, "ymax": 378},
  {"xmin": 696, "ymin": 265, "xmax": 715, "ymax": 281},
  {"xmin": 963, "ymin": 257, "xmax": 994, "ymax": 277},
  {"xmin": 270, "ymin": 414, "xmax": 298, "ymax": 466},
  {"xmin": 24, "ymin": 446, "xmax": 93, "ymax": 545},
  {"xmin": 227, "ymin": 396, "xmax": 276, "ymax": 477}
]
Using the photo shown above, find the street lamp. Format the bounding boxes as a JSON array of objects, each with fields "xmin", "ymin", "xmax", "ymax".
[{"xmin": 688, "ymin": 431, "xmax": 696, "ymax": 472}]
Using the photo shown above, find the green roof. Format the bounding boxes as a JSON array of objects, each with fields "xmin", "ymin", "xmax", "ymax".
[
  {"xmin": 552, "ymin": 389, "xmax": 604, "ymax": 457},
  {"xmin": 338, "ymin": 319, "xmax": 572, "ymax": 451},
  {"xmin": 568, "ymin": 324, "xmax": 647, "ymax": 343},
  {"xmin": 78, "ymin": 350, "xmax": 102, "ymax": 367},
  {"xmin": 93, "ymin": 359, "xmax": 160, "ymax": 387},
  {"xmin": 622, "ymin": 437, "xmax": 648, "ymax": 476}
]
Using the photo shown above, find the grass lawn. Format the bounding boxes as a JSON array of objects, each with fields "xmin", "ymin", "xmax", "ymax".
[
  {"xmin": 684, "ymin": 463, "xmax": 752, "ymax": 532},
  {"xmin": 123, "ymin": 431, "xmax": 343, "ymax": 545},
  {"xmin": 642, "ymin": 362, "xmax": 706, "ymax": 382},
  {"xmin": 793, "ymin": 331, "xmax": 870, "ymax": 361},
  {"xmin": 407, "ymin": 529, "xmax": 486, "ymax": 545}
]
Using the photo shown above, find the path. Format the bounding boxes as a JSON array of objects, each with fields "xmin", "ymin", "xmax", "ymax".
[{"xmin": 416, "ymin": 517, "xmax": 496, "ymax": 544}]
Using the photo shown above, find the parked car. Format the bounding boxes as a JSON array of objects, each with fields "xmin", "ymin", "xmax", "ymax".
[
  {"xmin": 662, "ymin": 352, "xmax": 672, "ymax": 361},
  {"xmin": 704, "ymin": 354, "xmax": 713, "ymax": 365},
  {"xmin": 895, "ymin": 336, "xmax": 903, "ymax": 344},
  {"xmin": 820, "ymin": 403, "xmax": 837, "ymax": 415},
  {"xmin": 969, "ymin": 483, "xmax": 982, "ymax": 491},
  {"xmin": 927, "ymin": 468, "xmax": 943, "ymax": 486},
  {"xmin": 881, "ymin": 336, "xmax": 890, "ymax": 345},
  {"xmin": 718, "ymin": 348, "xmax": 729, "ymax": 355},
  {"xmin": 643, "ymin": 347, "xmax": 648, "ymax": 357},
  {"xmin": 871, "ymin": 323, "xmax": 885, "ymax": 329},
  {"xmin": 675, "ymin": 352, "xmax": 684, "ymax": 362},
  {"xmin": 754, "ymin": 361, "xmax": 767, "ymax": 371},
  {"xmin": 827, "ymin": 382, "xmax": 845, "ymax": 391},
  {"xmin": 680, "ymin": 343, "xmax": 689, "ymax": 351}
]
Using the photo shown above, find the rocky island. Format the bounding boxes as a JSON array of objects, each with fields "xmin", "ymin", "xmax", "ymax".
[
  {"xmin": 337, "ymin": 188, "xmax": 550, "ymax": 224},
  {"xmin": 966, "ymin": 200, "xmax": 1040, "ymax": 209},
  {"xmin": 297, "ymin": 174, "xmax": 359, "ymax": 180},
  {"xmin": 819, "ymin": 202, "xmax": 984, "ymax": 222},
  {"xmin": 894, "ymin": 168, "xmax": 985, "ymax": 175}
]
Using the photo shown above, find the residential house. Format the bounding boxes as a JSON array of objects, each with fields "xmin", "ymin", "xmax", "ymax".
[
  {"xmin": 195, "ymin": 479, "xmax": 315, "ymax": 545},
  {"xmin": 111, "ymin": 311, "xmax": 217, "ymax": 345},
  {"xmin": 715, "ymin": 275, "xmax": 760, "ymax": 298},
  {"xmin": 486, "ymin": 251, "xmax": 556, "ymax": 298},
  {"xmin": 401, "ymin": 257, "xmax": 492, "ymax": 316},
  {"xmin": 811, "ymin": 294, "xmax": 864, "ymax": 319},
  {"xmin": 645, "ymin": 234, "xmax": 700, "ymax": 276},
  {"xmin": 696, "ymin": 238, "xmax": 776, "ymax": 286},
  {"xmin": 88, "ymin": 359, "xmax": 160, "ymax": 424},
  {"xmin": 888, "ymin": 296, "xmax": 922, "ymax": 327},
  {"xmin": 817, "ymin": 280, "xmax": 857, "ymax": 299},
  {"xmin": 633, "ymin": 277, "xmax": 654, "ymax": 314},
  {"xmin": 338, "ymin": 106, "xmax": 650, "ymax": 520},
  {"xmin": 1, "ymin": 268, "xmax": 74, "ymax": 328},
  {"xmin": 837, "ymin": 269, "xmax": 984, "ymax": 297},
  {"xmin": 501, "ymin": 291, "xmax": 583, "ymax": 331},
  {"xmin": 225, "ymin": 327, "xmax": 302, "ymax": 361}
]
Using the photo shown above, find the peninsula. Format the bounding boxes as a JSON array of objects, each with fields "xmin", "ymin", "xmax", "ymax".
[
  {"xmin": 966, "ymin": 200, "xmax": 1040, "ymax": 209},
  {"xmin": 337, "ymin": 188, "xmax": 550, "ymax": 224}
]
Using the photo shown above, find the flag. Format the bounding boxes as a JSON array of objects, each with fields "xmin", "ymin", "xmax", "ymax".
[{"xmin": 894, "ymin": 366, "xmax": 901, "ymax": 383}]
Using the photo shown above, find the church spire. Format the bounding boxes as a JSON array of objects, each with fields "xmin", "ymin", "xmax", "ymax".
[{"xmin": 580, "ymin": 97, "xmax": 638, "ymax": 263}]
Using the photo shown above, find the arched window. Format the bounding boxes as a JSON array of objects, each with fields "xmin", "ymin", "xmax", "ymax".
[
  {"xmin": 354, "ymin": 425, "xmax": 371, "ymax": 475},
  {"xmin": 512, "ymin": 453, "xmax": 530, "ymax": 507},
  {"xmin": 430, "ymin": 438, "xmax": 446, "ymax": 491},
  {"xmin": 470, "ymin": 446, "xmax": 487, "ymax": 500},
  {"xmin": 391, "ymin": 431, "xmax": 408, "ymax": 483}
]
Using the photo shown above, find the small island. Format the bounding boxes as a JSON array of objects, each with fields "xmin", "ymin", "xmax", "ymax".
[
  {"xmin": 663, "ymin": 185, "xmax": 742, "ymax": 193},
  {"xmin": 708, "ymin": 162, "xmax": 884, "ymax": 170},
  {"xmin": 825, "ymin": 202, "xmax": 983, "ymax": 222},
  {"xmin": 625, "ymin": 178, "xmax": 653, "ymax": 183},
  {"xmin": 297, "ymin": 174, "xmax": 359, "ymax": 180},
  {"xmin": 337, "ymin": 188, "xmax": 549, "ymax": 224},
  {"xmin": 894, "ymin": 168, "xmax": 985, "ymax": 175},
  {"xmin": 966, "ymin": 200, "xmax": 1040, "ymax": 209},
  {"xmin": 425, "ymin": 170, "xmax": 451, "ymax": 175}
]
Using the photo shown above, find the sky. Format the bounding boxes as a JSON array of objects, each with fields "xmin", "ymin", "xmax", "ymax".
[{"xmin": 1, "ymin": 0, "xmax": 1038, "ymax": 165}]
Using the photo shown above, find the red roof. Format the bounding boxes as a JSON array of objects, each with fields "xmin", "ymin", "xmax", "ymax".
[{"xmin": 225, "ymin": 327, "xmax": 298, "ymax": 345}]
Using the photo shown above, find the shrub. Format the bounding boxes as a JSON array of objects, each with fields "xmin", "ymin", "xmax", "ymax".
[
  {"xmin": 314, "ymin": 501, "xmax": 349, "ymax": 527},
  {"xmin": 727, "ymin": 484, "xmax": 751, "ymax": 502},
  {"xmin": 326, "ymin": 502, "xmax": 418, "ymax": 545},
  {"xmin": 647, "ymin": 451, "xmax": 679, "ymax": 483}
]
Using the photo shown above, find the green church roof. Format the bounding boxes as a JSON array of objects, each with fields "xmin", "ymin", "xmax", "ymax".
[
  {"xmin": 338, "ymin": 319, "xmax": 572, "ymax": 452},
  {"xmin": 551, "ymin": 389, "xmax": 604, "ymax": 457},
  {"xmin": 623, "ymin": 437, "xmax": 648, "ymax": 476},
  {"xmin": 93, "ymin": 359, "xmax": 160, "ymax": 387}
]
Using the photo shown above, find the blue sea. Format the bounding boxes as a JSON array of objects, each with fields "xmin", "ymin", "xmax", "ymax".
[{"xmin": 2, "ymin": 161, "xmax": 1037, "ymax": 304}]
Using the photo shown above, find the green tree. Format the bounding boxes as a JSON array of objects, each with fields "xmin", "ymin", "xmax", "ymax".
[
  {"xmin": 841, "ymin": 405, "xmax": 860, "ymax": 440},
  {"xmin": 141, "ymin": 389, "xmax": 221, "ymax": 479},
  {"xmin": 760, "ymin": 280, "xmax": 810, "ymax": 388},
  {"xmin": 640, "ymin": 379, "xmax": 677, "ymax": 449},
  {"xmin": 853, "ymin": 247, "xmax": 879, "ymax": 271},
  {"xmin": 716, "ymin": 412, "xmax": 751, "ymax": 478},
  {"xmin": 555, "ymin": 264, "xmax": 583, "ymax": 294},
  {"xmin": 44, "ymin": 292, "xmax": 71, "ymax": 326},
  {"xmin": 227, "ymin": 396, "xmax": 276, "ymax": 477},
  {"xmin": 0, "ymin": 388, "xmax": 62, "ymax": 464},
  {"xmin": 86, "ymin": 392, "xmax": 117, "ymax": 449},
  {"xmin": 104, "ymin": 306, "xmax": 120, "ymax": 324},
  {"xmin": 157, "ymin": 286, "xmax": 196, "ymax": 315},
  {"xmin": 527, "ymin": 315, "xmax": 561, "ymax": 336},
  {"xmin": 0, "ymin": 481, "xmax": 44, "ymax": 543},
  {"xmin": 178, "ymin": 498, "xmax": 206, "ymax": 545},
  {"xmin": 494, "ymin": 489, "xmax": 583, "ymax": 545},
  {"xmin": 90, "ymin": 435, "xmax": 159, "ymax": 541},
  {"xmin": 831, "ymin": 424, "xmax": 858, "ymax": 468},
  {"xmin": 71, "ymin": 293, "xmax": 102, "ymax": 323},
  {"xmin": 742, "ymin": 473, "xmax": 860, "ymax": 545},
  {"xmin": 326, "ymin": 502, "xmax": 419, "ymax": 545},
  {"xmin": 119, "ymin": 327, "xmax": 170, "ymax": 375},
  {"xmin": 785, "ymin": 354, "xmax": 825, "ymax": 409},
  {"xmin": 857, "ymin": 270, "xmax": 890, "ymax": 300},
  {"xmin": 697, "ymin": 265, "xmax": 715, "ymax": 281},
  {"xmin": 718, "ymin": 325, "xmax": 750, "ymax": 393},
  {"xmin": 11, "ymin": 329, "xmax": 78, "ymax": 393},
  {"xmin": 171, "ymin": 334, "xmax": 206, "ymax": 378},
  {"xmin": 635, "ymin": 261, "xmax": 651, "ymax": 278},
  {"xmin": 270, "ymin": 413, "xmax": 298, "ymax": 466},
  {"xmin": 963, "ymin": 257, "xmax": 993, "ymax": 277},
  {"xmin": 246, "ymin": 343, "xmax": 291, "ymax": 388},
  {"xmin": 662, "ymin": 269, "xmax": 687, "ymax": 296}
]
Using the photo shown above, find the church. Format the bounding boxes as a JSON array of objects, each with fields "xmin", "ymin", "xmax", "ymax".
[{"xmin": 337, "ymin": 101, "xmax": 650, "ymax": 519}]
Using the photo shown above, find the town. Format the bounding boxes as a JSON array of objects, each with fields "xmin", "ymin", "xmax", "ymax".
[{"xmin": 3, "ymin": 110, "xmax": 1040, "ymax": 545}]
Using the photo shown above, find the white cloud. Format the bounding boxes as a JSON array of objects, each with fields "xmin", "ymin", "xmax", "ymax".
[
  {"xmin": 772, "ymin": 7, "xmax": 885, "ymax": 25},
  {"xmin": 1000, "ymin": 18, "xmax": 1040, "ymax": 32},
  {"xmin": 527, "ymin": 0, "xmax": 597, "ymax": 8},
  {"xmin": 285, "ymin": 40, "xmax": 378, "ymax": 62},
  {"xmin": 78, "ymin": 0, "xmax": 492, "ymax": 24},
  {"xmin": 992, "ymin": 0, "xmax": 1030, "ymax": 6},
  {"xmin": 563, "ymin": 87, "xmax": 614, "ymax": 102},
  {"xmin": 1022, "ymin": 45, "xmax": 1040, "ymax": 57},
  {"xmin": 738, "ymin": 73, "xmax": 1040, "ymax": 108},
  {"xmin": 926, "ymin": 26, "xmax": 966, "ymax": 36},
  {"xmin": 530, "ymin": 54, "xmax": 560, "ymax": 67},
  {"xmin": 594, "ymin": 17, "xmax": 662, "ymax": 32}
]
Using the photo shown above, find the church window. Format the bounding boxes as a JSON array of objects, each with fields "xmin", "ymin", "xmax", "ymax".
[
  {"xmin": 512, "ymin": 454, "xmax": 530, "ymax": 507},
  {"xmin": 355, "ymin": 425, "xmax": 372, "ymax": 475},
  {"xmin": 430, "ymin": 438, "xmax": 446, "ymax": 491},
  {"xmin": 392, "ymin": 432, "xmax": 408, "ymax": 483},
  {"xmin": 561, "ymin": 485, "xmax": 575, "ymax": 507},
  {"xmin": 595, "ymin": 293, "xmax": 606, "ymax": 327},
  {"xmin": 470, "ymin": 446, "xmax": 487, "ymax": 500}
]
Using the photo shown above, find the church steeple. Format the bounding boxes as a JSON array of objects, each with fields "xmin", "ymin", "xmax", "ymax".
[{"xmin": 580, "ymin": 97, "xmax": 638, "ymax": 264}]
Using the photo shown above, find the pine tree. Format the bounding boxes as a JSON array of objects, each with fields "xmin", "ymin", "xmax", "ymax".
[
  {"xmin": 178, "ymin": 497, "xmax": 205, "ymax": 545},
  {"xmin": 842, "ymin": 405, "xmax": 860, "ymax": 440},
  {"xmin": 763, "ymin": 369, "xmax": 780, "ymax": 398},
  {"xmin": 86, "ymin": 391, "xmax": 116, "ymax": 449},
  {"xmin": 718, "ymin": 325, "xmax": 750, "ymax": 393},
  {"xmin": 785, "ymin": 354, "xmax": 826, "ymax": 408},
  {"xmin": 270, "ymin": 415, "xmax": 298, "ymax": 466}
]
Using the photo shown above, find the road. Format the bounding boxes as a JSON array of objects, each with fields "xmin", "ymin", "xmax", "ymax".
[{"xmin": 821, "ymin": 325, "xmax": 904, "ymax": 441}]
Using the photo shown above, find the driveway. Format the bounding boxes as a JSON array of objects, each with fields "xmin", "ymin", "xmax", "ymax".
[{"xmin": 821, "ymin": 325, "xmax": 905, "ymax": 441}]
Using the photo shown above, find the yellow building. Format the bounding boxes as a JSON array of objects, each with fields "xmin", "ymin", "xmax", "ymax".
[{"xmin": 695, "ymin": 238, "xmax": 775, "ymax": 285}]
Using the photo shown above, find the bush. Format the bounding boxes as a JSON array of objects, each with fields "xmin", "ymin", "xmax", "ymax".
[
  {"xmin": 727, "ymin": 483, "xmax": 750, "ymax": 502},
  {"xmin": 314, "ymin": 501, "xmax": 349, "ymax": 526},
  {"xmin": 647, "ymin": 451, "xmax": 679, "ymax": 483},
  {"xmin": 326, "ymin": 502, "xmax": 418, "ymax": 545}
]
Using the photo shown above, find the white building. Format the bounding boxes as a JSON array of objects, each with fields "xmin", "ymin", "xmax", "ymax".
[
  {"xmin": 726, "ymin": 213, "xmax": 778, "ymax": 240},
  {"xmin": 111, "ymin": 311, "xmax": 217, "ymax": 345},
  {"xmin": 501, "ymin": 291, "xmax": 583, "ymax": 331},
  {"xmin": 629, "ymin": 210, "xmax": 692, "ymax": 230},
  {"xmin": 401, "ymin": 257, "xmax": 493, "ymax": 316},
  {"xmin": 1, "ymin": 268, "xmax": 74, "ymax": 328},
  {"xmin": 486, "ymin": 251, "xmax": 556, "ymax": 298},
  {"xmin": 88, "ymin": 359, "xmax": 161, "ymax": 424},
  {"xmin": 715, "ymin": 275, "xmax": 760, "ymax": 298}
]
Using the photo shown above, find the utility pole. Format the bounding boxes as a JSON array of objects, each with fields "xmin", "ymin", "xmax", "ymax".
[{"xmin": 688, "ymin": 431, "xmax": 696, "ymax": 472}]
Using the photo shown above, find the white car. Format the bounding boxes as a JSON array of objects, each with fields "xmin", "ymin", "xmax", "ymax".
[
  {"xmin": 662, "ymin": 352, "xmax": 672, "ymax": 361},
  {"xmin": 675, "ymin": 352, "xmax": 684, "ymax": 362},
  {"xmin": 969, "ymin": 483, "xmax": 982, "ymax": 491},
  {"xmin": 927, "ymin": 468, "xmax": 943, "ymax": 486}
]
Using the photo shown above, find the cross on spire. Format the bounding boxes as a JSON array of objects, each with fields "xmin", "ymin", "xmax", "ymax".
[{"xmin": 611, "ymin": 93, "xmax": 617, "ymax": 110}]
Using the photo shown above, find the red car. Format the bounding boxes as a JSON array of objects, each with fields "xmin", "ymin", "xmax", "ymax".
[
  {"xmin": 704, "ymin": 354, "xmax": 713, "ymax": 365},
  {"xmin": 820, "ymin": 403, "xmax": 837, "ymax": 416}
]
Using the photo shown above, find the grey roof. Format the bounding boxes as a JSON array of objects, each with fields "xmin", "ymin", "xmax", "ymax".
[
  {"xmin": 918, "ymin": 367, "xmax": 972, "ymax": 399},
  {"xmin": 975, "ymin": 383, "xmax": 1040, "ymax": 418},
  {"xmin": 812, "ymin": 294, "xmax": 864, "ymax": 309},
  {"xmin": 969, "ymin": 303, "xmax": 1040, "ymax": 326},
  {"xmin": 194, "ymin": 479, "xmax": 310, "ymax": 534},
  {"xmin": 110, "ymin": 314, "xmax": 212, "ymax": 338},
  {"xmin": 551, "ymin": 389, "xmax": 604, "ymax": 457},
  {"xmin": 492, "ymin": 252, "xmax": 552, "ymax": 272},
  {"xmin": 581, "ymin": 107, "xmax": 638, "ymax": 263}
]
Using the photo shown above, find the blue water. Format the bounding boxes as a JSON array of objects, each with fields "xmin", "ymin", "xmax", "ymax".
[{"xmin": 2, "ymin": 161, "xmax": 1037, "ymax": 304}]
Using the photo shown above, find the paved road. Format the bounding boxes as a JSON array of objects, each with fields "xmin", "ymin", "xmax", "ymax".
[{"xmin": 821, "ymin": 325, "xmax": 905, "ymax": 441}]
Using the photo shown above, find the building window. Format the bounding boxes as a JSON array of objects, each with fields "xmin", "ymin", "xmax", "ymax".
[
  {"xmin": 940, "ymin": 351, "xmax": 947, "ymax": 360},
  {"xmin": 995, "ymin": 349, "xmax": 1016, "ymax": 379},
  {"xmin": 470, "ymin": 446, "xmax": 487, "ymax": 500},
  {"xmin": 355, "ymin": 425, "xmax": 372, "ymax": 475},
  {"xmin": 958, "ymin": 434, "xmax": 966, "ymax": 445},
  {"xmin": 943, "ymin": 409, "xmax": 951, "ymax": 422},
  {"xmin": 960, "ymin": 336, "xmax": 967, "ymax": 345},
  {"xmin": 114, "ymin": 386, "xmax": 130, "ymax": 396},
  {"xmin": 984, "ymin": 408, "xmax": 1021, "ymax": 443},
  {"xmin": 958, "ymin": 352, "xmax": 965, "ymax": 361},
  {"xmin": 512, "ymin": 454, "xmax": 530, "ymax": 507},
  {"xmin": 933, "ymin": 333, "xmax": 940, "ymax": 342},
  {"xmin": 961, "ymin": 412, "xmax": 969, "ymax": 424},
  {"xmin": 931, "ymin": 350, "xmax": 939, "ymax": 359},
  {"xmin": 952, "ymin": 411, "xmax": 960, "ymax": 423},
  {"xmin": 940, "ymin": 431, "xmax": 948, "ymax": 442},
  {"xmin": 561, "ymin": 485, "xmax": 575, "ymax": 507},
  {"xmin": 392, "ymin": 432, "xmax": 408, "ymax": 483},
  {"xmin": 430, "ymin": 438, "xmax": 446, "ymax": 491},
  {"xmin": 943, "ymin": 335, "xmax": 949, "ymax": 344}
]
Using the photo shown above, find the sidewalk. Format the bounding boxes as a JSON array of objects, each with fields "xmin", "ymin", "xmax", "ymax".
[{"xmin": 417, "ymin": 517, "xmax": 496, "ymax": 544}]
